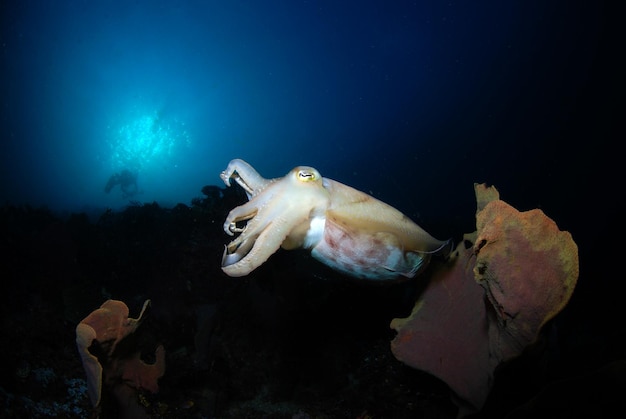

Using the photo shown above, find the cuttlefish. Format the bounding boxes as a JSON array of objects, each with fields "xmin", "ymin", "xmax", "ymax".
[{"xmin": 220, "ymin": 159, "xmax": 451, "ymax": 280}]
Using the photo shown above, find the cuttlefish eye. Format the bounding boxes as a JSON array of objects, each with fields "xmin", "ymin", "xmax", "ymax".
[{"xmin": 297, "ymin": 168, "xmax": 320, "ymax": 182}]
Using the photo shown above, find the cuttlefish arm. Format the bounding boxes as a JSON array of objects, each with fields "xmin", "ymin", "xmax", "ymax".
[
  {"xmin": 220, "ymin": 158, "xmax": 274, "ymax": 199},
  {"xmin": 221, "ymin": 162, "xmax": 330, "ymax": 277}
]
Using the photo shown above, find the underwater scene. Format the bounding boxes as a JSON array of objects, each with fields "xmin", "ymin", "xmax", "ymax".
[{"xmin": 0, "ymin": 1, "xmax": 623, "ymax": 418}]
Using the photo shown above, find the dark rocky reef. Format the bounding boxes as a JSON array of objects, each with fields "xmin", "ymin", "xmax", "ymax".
[{"xmin": 0, "ymin": 184, "xmax": 623, "ymax": 418}]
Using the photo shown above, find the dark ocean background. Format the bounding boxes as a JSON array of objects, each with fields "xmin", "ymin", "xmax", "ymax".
[
  {"xmin": 0, "ymin": 1, "xmax": 623, "ymax": 418},
  {"xmin": 2, "ymin": 1, "xmax": 618, "ymax": 223}
]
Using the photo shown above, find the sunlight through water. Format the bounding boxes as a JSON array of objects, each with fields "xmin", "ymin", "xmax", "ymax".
[{"xmin": 107, "ymin": 110, "xmax": 191, "ymax": 174}]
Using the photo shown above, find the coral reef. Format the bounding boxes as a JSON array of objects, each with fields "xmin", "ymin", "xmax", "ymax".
[
  {"xmin": 391, "ymin": 184, "xmax": 579, "ymax": 416},
  {"xmin": 0, "ymin": 182, "xmax": 621, "ymax": 418},
  {"xmin": 76, "ymin": 299, "xmax": 165, "ymax": 416}
]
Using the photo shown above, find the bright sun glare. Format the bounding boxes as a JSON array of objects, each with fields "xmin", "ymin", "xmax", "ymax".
[{"xmin": 107, "ymin": 110, "xmax": 191, "ymax": 174}]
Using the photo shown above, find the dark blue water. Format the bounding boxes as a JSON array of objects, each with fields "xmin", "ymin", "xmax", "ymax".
[{"xmin": 2, "ymin": 1, "xmax": 616, "ymax": 221}]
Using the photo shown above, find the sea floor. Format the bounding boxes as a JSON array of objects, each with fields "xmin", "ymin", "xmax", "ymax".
[{"xmin": 1, "ymin": 187, "xmax": 623, "ymax": 418}]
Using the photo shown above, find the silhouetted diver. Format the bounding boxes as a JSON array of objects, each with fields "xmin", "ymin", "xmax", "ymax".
[{"xmin": 104, "ymin": 169, "xmax": 139, "ymax": 198}]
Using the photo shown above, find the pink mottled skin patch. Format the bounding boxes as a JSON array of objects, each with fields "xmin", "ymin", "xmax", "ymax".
[{"xmin": 311, "ymin": 219, "xmax": 423, "ymax": 281}]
